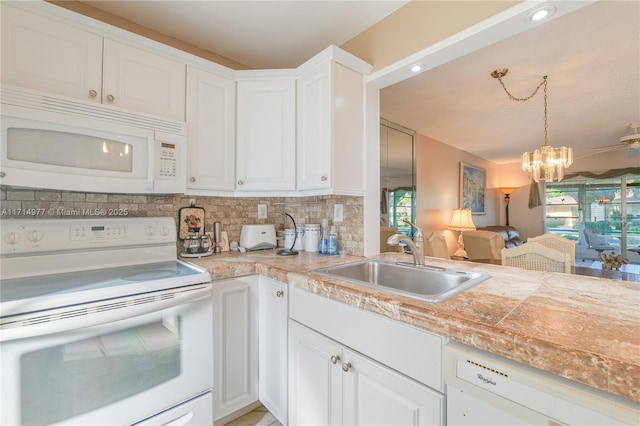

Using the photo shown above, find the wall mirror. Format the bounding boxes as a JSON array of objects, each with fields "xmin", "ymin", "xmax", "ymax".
[{"xmin": 380, "ymin": 119, "xmax": 416, "ymax": 252}]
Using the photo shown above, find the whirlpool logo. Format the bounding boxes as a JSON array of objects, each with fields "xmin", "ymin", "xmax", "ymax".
[{"xmin": 477, "ymin": 373, "xmax": 497, "ymax": 386}]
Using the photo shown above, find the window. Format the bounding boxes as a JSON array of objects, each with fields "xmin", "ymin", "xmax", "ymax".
[
  {"xmin": 545, "ymin": 174, "xmax": 640, "ymax": 262},
  {"xmin": 388, "ymin": 188, "xmax": 415, "ymax": 237}
]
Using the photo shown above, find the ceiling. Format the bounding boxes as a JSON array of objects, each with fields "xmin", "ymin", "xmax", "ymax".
[
  {"xmin": 380, "ymin": 0, "xmax": 640, "ymax": 164},
  {"xmin": 79, "ymin": 0, "xmax": 639, "ymax": 165},
  {"xmin": 78, "ymin": 0, "xmax": 408, "ymax": 69}
]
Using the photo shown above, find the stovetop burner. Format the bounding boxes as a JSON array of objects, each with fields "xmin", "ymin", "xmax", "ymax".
[
  {"xmin": 0, "ymin": 260, "xmax": 209, "ymax": 317},
  {"xmin": 121, "ymin": 269, "xmax": 180, "ymax": 282}
]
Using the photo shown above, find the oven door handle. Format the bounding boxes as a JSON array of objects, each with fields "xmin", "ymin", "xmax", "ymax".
[{"xmin": 0, "ymin": 284, "xmax": 212, "ymax": 342}]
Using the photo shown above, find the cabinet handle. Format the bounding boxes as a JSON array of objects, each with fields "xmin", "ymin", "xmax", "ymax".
[
  {"xmin": 321, "ymin": 175, "xmax": 328, "ymax": 181},
  {"xmin": 276, "ymin": 290, "xmax": 284, "ymax": 298},
  {"xmin": 342, "ymin": 362, "xmax": 352, "ymax": 372},
  {"xmin": 189, "ymin": 177, "xmax": 196, "ymax": 183},
  {"xmin": 330, "ymin": 355, "xmax": 341, "ymax": 365},
  {"xmin": 88, "ymin": 89, "xmax": 98, "ymax": 98},
  {"xmin": 237, "ymin": 180, "xmax": 244, "ymax": 185},
  {"xmin": 106, "ymin": 94, "xmax": 115, "ymax": 103}
]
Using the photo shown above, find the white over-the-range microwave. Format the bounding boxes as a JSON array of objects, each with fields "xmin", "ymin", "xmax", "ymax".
[{"xmin": 0, "ymin": 85, "xmax": 186, "ymax": 194}]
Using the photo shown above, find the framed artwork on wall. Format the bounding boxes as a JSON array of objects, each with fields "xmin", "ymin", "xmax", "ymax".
[{"xmin": 460, "ymin": 162, "xmax": 486, "ymax": 214}]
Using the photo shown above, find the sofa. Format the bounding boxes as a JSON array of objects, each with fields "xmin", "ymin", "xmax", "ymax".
[
  {"xmin": 463, "ymin": 225, "xmax": 523, "ymax": 260},
  {"xmin": 479, "ymin": 226, "xmax": 523, "ymax": 248}
]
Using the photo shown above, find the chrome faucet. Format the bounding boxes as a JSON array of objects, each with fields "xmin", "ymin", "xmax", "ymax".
[{"xmin": 386, "ymin": 221, "xmax": 424, "ymax": 266}]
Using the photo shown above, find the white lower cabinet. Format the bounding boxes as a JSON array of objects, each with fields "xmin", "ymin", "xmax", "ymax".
[
  {"xmin": 258, "ymin": 277, "xmax": 288, "ymax": 424},
  {"xmin": 288, "ymin": 286, "xmax": 445, "ymax": 425},
  {"xmin": 289, "ymin": 320, "xmax": 343, "ymax": 425},
  {"xmin": 289, "ymin": 320, "xmax": 444, "ymax": 425},
  {"xmin": 212, "ymin": 276, "xmax": 259, "ymax": 421}
]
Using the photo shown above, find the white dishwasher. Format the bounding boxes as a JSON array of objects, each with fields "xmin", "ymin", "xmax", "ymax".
[{"xmin": 444, "ymin": 342, "xmax": 639, "ymax": 425}]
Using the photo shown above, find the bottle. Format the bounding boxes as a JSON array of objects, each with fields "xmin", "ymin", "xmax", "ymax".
[
  {"xmin": 319, "ymin": 219, "xmax": 329, "ymax": 254},
  {"xmin": 327, "ymin": 226, "xmax": 338, "ymax": 255}
]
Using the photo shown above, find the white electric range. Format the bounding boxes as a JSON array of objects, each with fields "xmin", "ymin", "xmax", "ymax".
[{"xmin": 0, "ymin": 217, "xmax": 213, "ymax": 425}]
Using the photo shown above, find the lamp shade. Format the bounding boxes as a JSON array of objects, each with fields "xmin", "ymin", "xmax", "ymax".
[
  {"xmin": 448, "ymin": 208, "xmax": 476, "ymax": 231},
  {"xmin": 498, "ymin": 187, "xmax": 517, "ymax": 196}
]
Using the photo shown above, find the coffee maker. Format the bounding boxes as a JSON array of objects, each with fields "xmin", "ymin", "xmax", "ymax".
[{"xmin": 178, "ymin": 204, "xmax": 213, "ymax": 258}]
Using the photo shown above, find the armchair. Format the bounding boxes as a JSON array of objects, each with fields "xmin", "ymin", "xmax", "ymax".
[
  {"xmin": 424, "ymin": 231, "xmax": 450, "ymax": 259},
  {"xmin": 583, "ymin": 230, "xmax": 614, "ymax": 255},
  {"xmin": 462, "ymin": 230, "xmax": 505, "ymax": 260}
]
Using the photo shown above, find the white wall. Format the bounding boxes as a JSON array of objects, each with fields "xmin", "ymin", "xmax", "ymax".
[{"xmin": 415, "ymin": 133, "xmax": 500, "ymax": 254}]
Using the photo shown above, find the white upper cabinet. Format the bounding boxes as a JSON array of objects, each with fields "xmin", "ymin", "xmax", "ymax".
[
  {"xmin": 236, "ymin": 74, "xmax": 296, "ymax": 192},
  {"xmin": 102, "ymin": 39, "xmax": 185, "ymax": 121},
  {"xmin": 1, "ymin": 5, "xmax": 102, "ymax": 101},
  {"xmin": 1, "ymin": 3, "xmax": 186, "ymax": 121},
  {"xmin": 297, "ymin": 47, "xmax": 373, "ymax": 195},
  {"xmin": 186, "ymin": 66, "xmax": 236, "ymax": 192}
]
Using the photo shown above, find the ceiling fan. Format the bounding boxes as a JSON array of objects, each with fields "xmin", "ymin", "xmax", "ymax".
[{"xmin": 592, "ymin": 124, "xmax": 640, "ymax": 156}]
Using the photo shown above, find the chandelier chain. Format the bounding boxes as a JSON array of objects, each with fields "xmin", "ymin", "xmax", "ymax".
[
  {"xmin": 497, "ymin": 75, "xmax": 549, "ymax": 146},
  {"xmin": 491, "ymin": 68, "xmax": 571, "ymax": 182},
  {"xmin": 542, "ymin": 77, "xmax": 548, "ymax": 147},
  {"xmin": 495, "ymin": 75, "xmax": 547, "ymax": 102}
]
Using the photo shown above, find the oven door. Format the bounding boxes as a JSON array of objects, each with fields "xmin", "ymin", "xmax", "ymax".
[{"xmin": 0, "ymin": 285, "xmax": 213, "ymax": 426}]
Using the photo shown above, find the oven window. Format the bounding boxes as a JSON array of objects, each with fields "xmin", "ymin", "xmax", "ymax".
[
  {"xmin": 20, "ymin": 318, "xmax": 180, "ymax": 425},
  {"xmin": 7, "ymin": 128, "xmax": 134, "ymax": 172}
]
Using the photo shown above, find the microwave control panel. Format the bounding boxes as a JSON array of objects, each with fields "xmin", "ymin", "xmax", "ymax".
[{"xmin": 156, "ymin": 141, "xmax": 179, "ymax": 180}]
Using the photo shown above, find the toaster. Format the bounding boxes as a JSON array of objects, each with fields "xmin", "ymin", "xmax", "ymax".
[{"xmin": 240, "ymin": 224, "xmax": 277, "ymax": 251}]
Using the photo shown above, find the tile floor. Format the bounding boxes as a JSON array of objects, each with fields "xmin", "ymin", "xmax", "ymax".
[{"xmin": 223, "ymin": 406, "xmax": 282, "ymax": 426}]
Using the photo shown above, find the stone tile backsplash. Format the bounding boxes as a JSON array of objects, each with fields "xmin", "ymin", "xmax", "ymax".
[{"xmin": 1, "ymin": 187, "xmax": 364, "ymax": 255}]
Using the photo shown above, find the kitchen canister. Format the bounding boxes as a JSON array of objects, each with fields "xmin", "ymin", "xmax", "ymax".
[
  {"xmin": 304, "ymin": 223, "xmax": 320, "ymax": 253},
  {"xmin": 284, "ymin": 228, "xmax": 302, "ymax": 251},
  {"xmin": 296, "ymin": 226, "xmax": 305, "ymax": 251}
]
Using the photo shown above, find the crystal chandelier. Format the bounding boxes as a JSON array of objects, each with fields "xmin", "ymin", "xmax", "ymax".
[{"xmin": 491, "ymin": 68, "xmax": 573, "ymax": 182}]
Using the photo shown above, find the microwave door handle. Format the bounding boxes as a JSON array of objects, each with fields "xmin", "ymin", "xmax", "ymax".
[
  {"xmin": 0, "ymin": 285, "xmax": 211, "ymax": 342},
  {"xmin": 147, "ymin": 131, "xmax": 155, "ymax": 192}
]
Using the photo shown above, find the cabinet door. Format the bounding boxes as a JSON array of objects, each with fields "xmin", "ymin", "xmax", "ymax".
[
  {"xmin": 342, "ymin": 349, "xmax": 444, "ymax": 426},
  {"xmin": 212, "ymin": 277, "xmax": 259, "ymax": 421},
  {"xmin": 236, "ymin": 78, "xmax": 296, "ymax": 191},
  {"xmin": 1, "ymin": 4, "xmax": 102, "ymax": 102},
  {"xmin": 332, "ymin": 63, "xmax": 366, "ymax": 195},
  {"xmin": 297, "ymin": 61, "xmax": 366, "ymax": 194},
  {"xmin": 186, "ymin": 66, "xmax": 236, "ymax": 191},
  {"xmin": 258, "ymin": 277, "xmax": 288, "ymax": 424},
  {"xmin": 297, "ymin": 61, "xmax": 332, "ymax": 191},
  {"xmin": 288, "ymin": 321, "xmax": 342, "ymax": 426},
  {"xmin": 102, "ymin": 39, "xmax": 186, "ymax": 121}
]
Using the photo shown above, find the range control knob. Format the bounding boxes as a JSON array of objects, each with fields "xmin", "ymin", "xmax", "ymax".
[
  {"xmin": 27, "ymin": 230, "xmax": 43, "ymax": 243},
  {"xmin": 145, "ymin": 226, "xmax": 157, "ymax": 236},
  {"xmin": 5, "ymin": 232, "xmax": 20, "ymax": 244},
  {"xmin": 159, "ymin": 226, "xmax": 170, "ymax": 237}
]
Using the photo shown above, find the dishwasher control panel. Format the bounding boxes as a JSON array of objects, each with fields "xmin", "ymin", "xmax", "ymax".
[{"xmin": 444, "ymin": 342, "xmax": 639, "ymax": 426}]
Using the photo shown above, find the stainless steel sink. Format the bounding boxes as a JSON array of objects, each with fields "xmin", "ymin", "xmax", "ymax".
[{"xmin": 312, "ymin": 259, "xmax": 490, "ymax": 302}]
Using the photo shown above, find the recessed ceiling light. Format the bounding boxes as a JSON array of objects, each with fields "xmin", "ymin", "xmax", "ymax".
[
  {"xmin": 410, "ymin": 65, "xmax": 422, "ymax": 73},
  {"xmin": 527, "ymin": 5, "xmax": 556, "ymax": 22}
]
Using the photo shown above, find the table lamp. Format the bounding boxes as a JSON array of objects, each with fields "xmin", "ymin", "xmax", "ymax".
[{"xmin": 448, "ymin": 208, "xmax": 476, "ymax": 258}]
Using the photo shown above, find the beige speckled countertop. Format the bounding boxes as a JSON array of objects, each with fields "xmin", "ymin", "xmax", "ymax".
[{"xmin": 187, "ymin": 250, "xmax": 640, "ymax": 403}]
